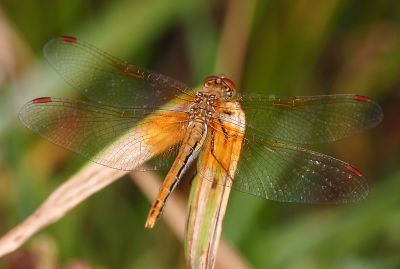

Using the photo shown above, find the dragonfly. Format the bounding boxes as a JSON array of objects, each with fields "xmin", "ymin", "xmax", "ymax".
[{"xmin": 19, "ymin": 36, "xmax": 383, "ymax": 228}]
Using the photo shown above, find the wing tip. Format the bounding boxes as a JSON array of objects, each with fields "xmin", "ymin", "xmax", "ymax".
[
  {"xmin": 353, "ymin": 94, "xmax": 384, "ymax": 126},
  {"xmin": 19, "ymin": 97, "xmax": 54, "ymax": 128},
  {"xmin": 43, "ymin": 36, "xmax": 78, "ymax": 58}
]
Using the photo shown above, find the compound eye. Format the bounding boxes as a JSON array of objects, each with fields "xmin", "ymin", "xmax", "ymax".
[
  {"xmin": 203, "ymin": 75, "xmax": 219, "ymax": 87},
  {"xmin": 222, "ymin": 77, "xmax": 236, "ymax": 91}
]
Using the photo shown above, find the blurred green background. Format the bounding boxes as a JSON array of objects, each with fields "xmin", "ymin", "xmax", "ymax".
[{"xmin": 0, "ymin": 0, "xmax": 399, "ymax": 268}]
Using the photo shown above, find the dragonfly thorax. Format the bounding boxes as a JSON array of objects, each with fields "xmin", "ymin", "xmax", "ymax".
[
  {"xmin": 189, "ymin": 94, "xmax": 216, "ymax": 123},
  {"xmin": 190, "ymin": 75, "xmax": 237, "ymax": 124}
]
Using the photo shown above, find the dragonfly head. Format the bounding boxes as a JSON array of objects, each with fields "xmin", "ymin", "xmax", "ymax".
[{"xmin": 201, "ymin": 75, "xmax": 236, "ymax": 99}]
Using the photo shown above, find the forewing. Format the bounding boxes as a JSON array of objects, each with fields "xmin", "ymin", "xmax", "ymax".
[
  {"xmin": 44, "ymin": 36, "xmax": 195, "ymax": 108},
  {"xmin": 226, "ymin": 94, "xmax": 383, "ymax": 144},
  {"xmin": 19, "ymin": 97, "xmax": 188, "ymax": 171}
]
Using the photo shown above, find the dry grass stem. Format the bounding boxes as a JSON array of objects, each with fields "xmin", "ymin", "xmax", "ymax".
[
  {"xmin": 0, "ymin": 7, "xmax": 32, "ymax": 84},
  {"xmin": 215, "ymin": 0, "xmax": 256, "ymax": 84},
  {"xmin": 130, "ymin": 170, "xmax": 252, "ymax": 269}
]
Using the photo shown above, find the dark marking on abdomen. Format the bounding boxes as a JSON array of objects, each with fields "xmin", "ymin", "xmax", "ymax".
[
  {"xmin": 176, "ymin": 141, "xmax": 199, "ymax": 182},
  {"xmin": 168, "ymin": 179, "xmax": 180, "ymax": 193},
  {"xmin": 211, "ymin": 178, "xmax": 218, "ymax": 189}
]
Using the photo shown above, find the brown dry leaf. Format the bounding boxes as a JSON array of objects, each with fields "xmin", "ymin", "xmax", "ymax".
[{"xmin": 131, "ymin": 170, "xmax": 252, "ymax": 269}]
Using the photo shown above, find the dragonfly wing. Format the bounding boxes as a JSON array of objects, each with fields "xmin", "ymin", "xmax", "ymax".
[
  {"xmin": 231, "ymin": 134, "xmax": 368, "ymax": 203},
  {"xmin": 19, "ymin": 97, "xmax": 188, "ymax": 171},
  {"xmin": 204, "ymin": 116, "xmax": 368, "ymax": 203},
  {"xmin": 44, "ymin": 36, "xmax": 195, "ymax": 108},
  {"xmin": 232, "ymin": 94, "xmax": 383, "ymax": 144}
]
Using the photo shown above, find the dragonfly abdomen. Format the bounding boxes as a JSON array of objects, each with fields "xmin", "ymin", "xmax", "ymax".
[{"xmin": 145, "ymin": 121, "xmax": 208, "ymax": 228}]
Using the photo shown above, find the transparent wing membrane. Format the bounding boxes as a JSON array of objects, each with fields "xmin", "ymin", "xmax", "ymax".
[
  {"xmin": 219, "ymin": 94, "xmax": 383, "ymax": 144},
  {"xmin": 201, "ymin": 128, "xmax": 368, "ymax": 203},
  {"xmin": 19, "ymin": 98, "xmax": 188, "ymax": 171},
  {"xmin": 20, "ymin": 36, "xmax": 383, "ymax": 204},
  {"xmin": 232, "ymin": 136, "xmax": 368, "ymax": 202},
  {"xmin": 44, "ymin": 36, "xmax": 195, "ymax": 108}
]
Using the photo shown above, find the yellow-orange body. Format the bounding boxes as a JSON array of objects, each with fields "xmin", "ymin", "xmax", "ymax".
[{"xmin": 145, "ymin": 75, "xmax": 240, "ymax": 228}]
